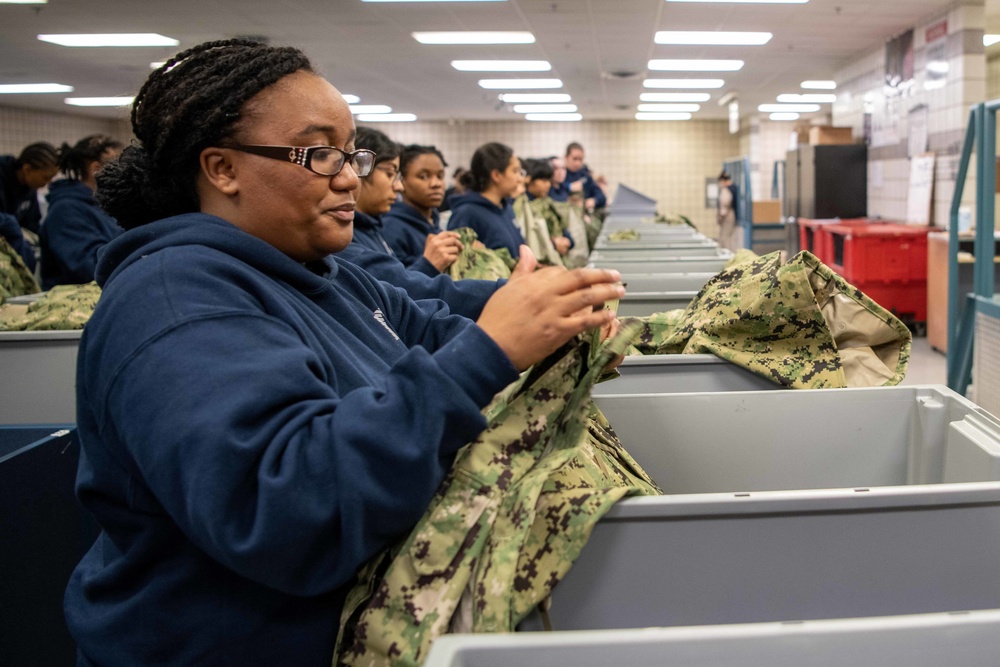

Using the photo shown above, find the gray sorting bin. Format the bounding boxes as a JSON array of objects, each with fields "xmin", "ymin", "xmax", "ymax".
[
  {"xmin": 597, "ymin": 227, "xmax": 704, "ymax": 242},
  {"xmin": 0, "ymin": 330, "xmax": 82, "ymax": 424},
  {"xmin": 592, "ymin": 256, "xmax": 731, "ymax": 274},
  {"xmin": 538, "ymin": 385, "xmax": 1000, "ymax": 630},
  {"xmin": 594, "ymin": 239, "xmax": 718, "ymax": 253},
  {"xmin": 427, "ymin": 610, "xmax": 1000, "ymax": 667},
  {"xmin": 589, "ymin": 246, "xmax": 725, "ymax": 262},
  {"xmin": 615, "ymin": 273, "xmax": 714, "ymax": 317},
  {"xmin": 598, "ymin": 355, "xmax": 780, "ymax": 393}
]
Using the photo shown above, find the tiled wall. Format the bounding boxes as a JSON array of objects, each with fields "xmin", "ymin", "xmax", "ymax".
[
  {"xmin": 832, "ymin": 2, "xmax": 985, "ymax": 228},
  {"xmin": 365, "ymin": 119, "xmax": 739, "ymax": 236},
  {"xmin": 0, "ymin": 105, "xmax": 132, "ymax": 156},
  {"xmin": 988, "ymin": 53, "xmax": 1000, "ymax": 99}
]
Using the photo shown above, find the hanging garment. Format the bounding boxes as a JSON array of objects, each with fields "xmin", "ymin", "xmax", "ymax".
[
  {"xmin": 549, "ymin": 201, "xmax": 590, "ymax": 267},
  {"xmin": 446, "ymin": 228, "xmax": 516, "ymax": 281},
  {"xmin": 0, "ymin": 236, "xmax": 40, "ymax": 302},
  {"xmin": 512, "ymin": 195, "xmax": 563, "ymax": 267},
  {"xmin": 621, "ymin": 251, "xmax": 911, "ymax": 388},
  {"xmin": 334, "ymin": 323, "xmax": 659, "ymax": 667},
  {"xmin": 0, "ymin": 281, "xmax": 100, "ymax": 331}
]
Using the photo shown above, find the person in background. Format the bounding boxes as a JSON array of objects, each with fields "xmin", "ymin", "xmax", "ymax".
[
  {"xmin": 524, "ymin": 158, "xmax": 572, "ymax": 257},
  {"xmin": 66, "ymin": 38, "xmax": 623, "ymax": 667},
  {"xmin": 447, "ymin": 142, "xmax": 526, "ymax": 259},
  {"xmin": 717, "ymin": 170, "xmax": 739, "ymax": 252},
  {"xmin": 440, "ymin": 166, "xmax": 466, "ymax": 212},
  {"xmin": 383, "ymin": 143, "xmax": 463, "ymax": 274},
  {"xmin": 548, "ymin": 156, "xmax": 568, "ymax": 202},
  {"xmin": 0, "ymin": 141, "xmax": 58, "ymax": 270},
  {"xmin": 563, "ymin": 142, "xmax": 606, "ymax": 211},
  {"xmin": 40, "ymin": 135, "xmax": 123, "ymax": 289}
]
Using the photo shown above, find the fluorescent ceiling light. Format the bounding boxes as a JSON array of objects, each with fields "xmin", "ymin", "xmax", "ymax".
[
  {"xmin": 635, "ymin": 112, "xmax": 692, "ymax": 120},
  {"xmin": 350, "ymin": 104, "xmax": 392, "ymax": 114},
  {"xmin": 777, "ymin": 93, "xmax": 836, "ymax": 103},
  {"xmin": 801, "ymin": 80, "xmax": 836, "ymax": 89},
  {"xmin": 666, "ymin": 0, "xmax": 808, "ymax": 3},
  {"xmin": 39, "ymin": 33, "xmax": 179, "ymax": 47},
  {"xmin": 341, "ymin": 94, "xmax": 361, "ymax": 104},
  {"xmin": 150, "ymin": 61, "xmax": 166, "ymax": 69},
  {"xmin": 0, "ymin": 83, "xmax": 72, "ymax": 94},
  {"xmin": 478, "ymin": 78, "xmax": 562, "ymax": 89},
  {"xmin": 524, "ymin": 113, "xmax": 582, "ymax": 121},
  {"xmin": 637, "ymin": 103, "xmax": 700, "ymax": 112},
  {"xmin": 758, "ymin": 103, "xmax": 819, "ymax": 112},
  {"xmin": 413, "ymin": 31, "xmax": 533, "ymax": 44},
  {"xmin": 357, "ymin": 113, "xmax": 417, "ymax": 122},
  {"xmin": 648, "ymin": 59, "xmax": 743, "ymax": 72},
  {"xmin": 499, "ymin": 93, "xmax": 571, "ymax": 103},
  {"xmin": 769, "ymin": 112, "xmax": 800, "ymax": 121},
  {"xmin": 363, "ymin": 0, "xmax": 504, "ymax": 2},
  {"xmin": 65, "ymin": 97, "xmax": 134, "ymax": 107},
  {"xmin": 640, "ymin": 92, "xmax": 711, "ymax": 102},
  {"xmin": 643, "ymin": 78, "xmax": 724, "ymax": 89},
  {"xmin": 655, "ymin": 31, "xmax": 771, "ymax": 45},
  {"xmin": 0, "ymin": 1, "xmax": 48, "ymax": 4},
  {"xmin": 452, "ymin": 60, "xmax": 550, "ymax": 72},
  {"xmin": 985, "ymin": 34, "xmax": 1000, "ymax": 47},
  {"xmin": 512, "ymin": 103, "xmax": 577, "ymax": 113},
  {"xmin": 926, "ymin": 61, "xmax": 950, "ymax": 75}
]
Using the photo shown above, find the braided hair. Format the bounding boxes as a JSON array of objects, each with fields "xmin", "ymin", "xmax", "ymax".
[
  {"xmin": 58, "ymin": 134, "xmax": 123, "ymax": 181},
  {"xmin": 15, "ymin": 142, "xmax": 58, "ymax": 170},
  {"xmin": 97, "ymin": 38, "xmax": 313, "ymax": 229}
]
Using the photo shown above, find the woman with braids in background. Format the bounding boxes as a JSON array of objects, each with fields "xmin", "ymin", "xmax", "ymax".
[
  {"xmin": 39, "ymin": 134, "xmax": 123, "ymax": 289},
  {"xmin": 64, "ymin": 39, "xmax": 624, "ymax": 666},
  {"xmin": 0, "ymin": 141, "xmax": 58, "ymax": 269}
]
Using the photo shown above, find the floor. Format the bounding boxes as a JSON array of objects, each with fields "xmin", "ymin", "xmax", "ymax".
[{"xmin": 898, "ymin": 336, "xmax": 947, "ymax": 386}]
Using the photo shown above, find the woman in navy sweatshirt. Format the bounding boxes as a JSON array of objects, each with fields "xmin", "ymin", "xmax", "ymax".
[
  {"xmin": 39, "ymin": 135, "xmax": 124, "ymax": 289},
  {"xmin": 383, "ymin": 143, "xmax": 464, "ymax": 273},
  {"xmin": 0, "ymin": 142, "xmax": 58, "ymax": 270},
  {"xmin": 64, "ymin": 39, "xmax": 623, "ymax": 667},
  {"xmin": 446, "ymin": 142, "xmax": 526, "ymax": 258}
]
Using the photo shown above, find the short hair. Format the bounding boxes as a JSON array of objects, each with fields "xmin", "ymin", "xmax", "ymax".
[
  {"xmin": 97, "ymin": 38, "xmax": 314, "ymax": 229},
  {"xmin": 524, "ymin": 158, "xmax": 553, "ymax": 181},
  {"xmin": 355, "ymin": 126, "xmax": 401, "ymax": 170},
  {"xmin": 58, "ymin": 135, "xmax": 123, "ymax": 181},
  {"xmin": 565, "ymin": 142, "xmax": 584, "ymax": 156},
  {"xmin": 460, "ymin": 142, "xmax": 513, "ymax": 192},
  {"xmin": 15, "ymin": 142, "xmax": 58, "ymax": 169},
  {"xmin": 399, "ymin": 144, "xmax": 447, "ymax": 177}
]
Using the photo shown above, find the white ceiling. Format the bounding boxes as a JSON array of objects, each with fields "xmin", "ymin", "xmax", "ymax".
[{"xmin": 0, "ymin": 0, "xmax": 981, "ymax": 122}]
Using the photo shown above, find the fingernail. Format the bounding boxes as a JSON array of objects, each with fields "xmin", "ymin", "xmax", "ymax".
[
  {"xmin": 607, "ymin": 270, "xmax": 621, "ymax": 280},
  {"xmin": 616, "ymin": 285, "xmax": 626, "ymax": 296}
]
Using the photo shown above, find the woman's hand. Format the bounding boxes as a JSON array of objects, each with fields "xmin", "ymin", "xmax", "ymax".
[{"xmin": 423, "ymin": 231, "xmax": 463, "ymax": 272}]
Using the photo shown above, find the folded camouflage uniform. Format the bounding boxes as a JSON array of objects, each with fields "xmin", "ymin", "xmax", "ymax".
[
  {"xmin": 0, "ymin": 236, "xmax": 41, "ymax": 302},
  {"xmin": 0, "ymin": 282, "xmax": 101, "ymax": 331},
  {"xmin": 334, "ymin": 323, "xmax": 659, "ymax": 667},
  {"xmin": 621, "ymin": 251, "xmax": 911, "ymax": 388},
  {"xmin": 725, "ymin": 248, "xmax": 760, "ymax": 268},
  {"xmin": 447, "ymin": 227, "xmax": 516, "ymax": 281}
]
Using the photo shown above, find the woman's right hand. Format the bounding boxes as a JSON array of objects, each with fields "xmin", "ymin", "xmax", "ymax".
[
  {"xmin": 424, "ymin": 231, "xmax": 463, "ymax": 272},
  {"xmin": 477, "ymin": 253, "xmax": 624, "ymax": 371}
]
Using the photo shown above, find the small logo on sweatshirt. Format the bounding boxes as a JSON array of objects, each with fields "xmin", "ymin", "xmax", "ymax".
[{"xmin": 373, "ymin": 309, "xmax": 400, "ymax": 341}]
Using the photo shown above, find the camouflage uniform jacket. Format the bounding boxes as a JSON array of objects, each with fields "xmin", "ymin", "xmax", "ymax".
[
  {"xmin": 447, "ymin": 228, "xmax": 516, "ymax": 281},
  {"xmin": 334, "ymin": 324, "xmax": 660, "ymax": 667},
  {"xmin": 548, "ymin": 201, "xmax": 590, "ymax": 268},
  {"xmin": 622, "ymin": 251, "xmax": 911, "ymax": 388},
  {"xmin": 0, "ymin": 281, "xmax": 101, "ymax": 331},
  {"xmin": 511, "ymin": 195, "xmax": 563, "ymax": 266},
  {"xmin": 606, "ymin": 229, "xmax": 641, "ymax": 243},
  {"xmin": 0, "ymin": 236, "xmax": 40, "ymax": 302}
]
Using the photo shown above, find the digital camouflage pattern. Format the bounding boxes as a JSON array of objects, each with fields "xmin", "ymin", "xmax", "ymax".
[
  {"xmin": 512, "ymin": 195, "xmax": 563, "ymax": 266},
  {"xmin": 725, "ymin": 248, "xmax": 759, "ymax": 268},
  {"xmin": 620, "ymin": 251, "xmax": 911, "ymax": 388},
  {"xmin": 549, "ymin": 200, "xmax": 590, "ymax": 267},
  {"xmin": 527, "ymin": 196, "xmax": 568, "ymax": 246},
  {"xmin": 654, "ymin": 213, "xmax": 695, "ymax": 228},
  {"xmin": 446, "ymin": 228, "xmax": 516, "ymax": 281},
  {"xmin": 0, "ymin": 236, "xmax": 40, "ymax": 302},
  {"xmin": 606, "ymin": 229, "xmax": 641, "ymax": 243},
  {"xmin": 334, "ymin": 322, "xmax": 659, "ymax": 667},
  {"xmin": 0, "ymin": 282, "xmax": 101, "ymax": 331}
]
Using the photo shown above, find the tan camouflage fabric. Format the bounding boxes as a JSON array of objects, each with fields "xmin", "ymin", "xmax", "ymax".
[
  {"xmin": 606, "ymin": 229, "xmax": 641, "ymax": 243},
  {"xmin": 0, "ymin": 236, "xmax": 41, "ymax": 302},
  {"xmin": 334, "ymin": 323, "xmax": 659, "ymax": 667},
  {"xmin": 725, "ymin": 248, "xmax": 759, "ymax": 268},
  {"xmin": 0, "ymin": 282, "xmax": 101, "ymax": 331},
  {"xmin": 446, "ymin": 228, "xmax": 516, "ymax": 281},
  {"xmin": 620, "ymin": 251, "xmax": 911, "ymax": 388},
  {"xmin": 550, "ymin": 201, "xmax": 590, "ymax": 267},
  {"xmin": 512, "ymin": 195, "xmax": 563, "ymax": 266},
  {"xmin": 654, "ymin": 213, "xmax": 695, "ymax": 228},
  {"xmin": 528, "ymin": 196, "xmax": 567, "ymax": 243}
]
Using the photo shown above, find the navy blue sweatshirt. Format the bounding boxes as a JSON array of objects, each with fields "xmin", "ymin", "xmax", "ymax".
[
  {"xmin": 382, "ymin": 200, "xmax": 440, "ymax": 272},
  {"xmin": 352, "ymin": 207, "xmax": 438, "ymax": 277},
  {"xmin": 338, "ymin": 210, "xmax": 502, "ymax": 321},
  {"xmin": 0, "ymin": 155, "xmax": 37, "ymax": 270},
  {"xmin": 446, "ymin": 191, "xmax": 525, "ymax": 259},
  {"xmin": 564, "ymin": 165, "xmax": 607, "ymax": 209},
  {"xmin": 40, "ymin": 179, "xmax": 123, "ymax": 289},
  {"xmin": 65, "ymin": 213, "xmax": 519, "ymax": 667}
]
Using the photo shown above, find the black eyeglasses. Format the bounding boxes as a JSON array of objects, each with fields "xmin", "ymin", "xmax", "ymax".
[{"xmin": 228, "ymin": 144, "xmax": 376, "ymax": 178}]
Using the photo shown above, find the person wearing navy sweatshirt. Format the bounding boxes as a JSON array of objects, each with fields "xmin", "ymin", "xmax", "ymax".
[
  {"xmin": 39, "ymin": 135, "xmax": 124, "ymax": 289},
  {"xmin": 564, "ymin": 142, "xmax": 607, "ymax": 210},
  {"xmin": 383, "ymin": 143, "xmax": 464, "ymax": 273},
  {"xmin": 64, "ymin": 39, "xmax": 623, "ymax": 667},
  {"xmin": 0, "ymin": 142, "xmax": 58, "ymax": 270},
  {"xmin": 446, "ymin": 142, "xmax": 526, "ymax": 259}
]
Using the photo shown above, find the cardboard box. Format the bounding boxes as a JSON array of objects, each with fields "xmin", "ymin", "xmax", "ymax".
[
  {"xmin": 809, "ymin": 125, "xmax": 854, "ymax": 145},
  {"xmin": 752, "ymin": 199, "xmax": 782, "ymax": 224}
]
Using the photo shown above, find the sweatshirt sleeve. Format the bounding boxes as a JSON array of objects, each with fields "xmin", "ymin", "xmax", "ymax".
[
  {"xmin": 0, "ymin": 211, "xmax": 35, "ymax": 271},
  {"xmin": 44, "ymin": 202, "xmax": 112, "ymax": 283},
  {"xmin": 409, "ymin": 255, "xmax": 441, "ymax": 278},
  {"xmin": 99, "ymin": 309, "xmax": 518, "ymax": 598}
]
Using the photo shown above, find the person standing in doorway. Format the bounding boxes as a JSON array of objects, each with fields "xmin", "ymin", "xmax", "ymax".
[{"xmin": 717, "ymin": 170, "xmax": 740, "ymax": 252}]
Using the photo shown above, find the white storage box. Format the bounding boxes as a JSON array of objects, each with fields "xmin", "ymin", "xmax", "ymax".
[
  {"xmin": 539, "ymin": 386, "xmax": 1000, "ymax": 630},
  {"xmin": 0, "ymin": 331, "xmax": 81, "ymax": 424},
  {"xmin": 427, "ymin": 610, "xmax": 1000, "ymax": 667},
  {"xmin": 599, "ymin": 355, "xmax": 780, "ymax": 393}
]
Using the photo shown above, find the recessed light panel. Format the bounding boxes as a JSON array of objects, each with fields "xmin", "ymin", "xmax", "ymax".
[
  {"xmin": 452, "ymin": 60, "xmax": 550, "ymax": 72},
  {"xmin": 341, "ymin": 94, "xmax": 361, "ymax": 104},
  {"xmin": 413, "ymin": 31, "xmax": 534, "ymax": 44},
  {"xmin": 637, "ymin": 103, "xmax": 700, "ymax": 112},
  {"xmin": 499, "ymin": 93, "xmax": 571, "ymax": 103},
  {"xmin": 635, "ymin": 112, "xmax": 693, "ymax": 120},
  {"xmin": 39, "ymin": 33, "xmax": 179, "ymax": 47},
  {"xmin": 648, "ymin": 59, "xmax": 743, "ymax": 71},
  {"xmin": 777, "ymin": 93, "xmax": 836, "ymax": 103},
  {"xmin": 655, "ymin": 31, "xmax": 771, "ymax": 45},
  {"xmin": 478, "ymin": 78, "xmax": 562, "ymax": 89},
  {"xmin": 65, "ymin": 97, "xmax": 135, "ymax": 107},
  {"xmin": 801, "ymin": 80, "xmax": 836, "ymax": 89},
  {"xmin": 0, "ymin": 83, "xmax": 72, "ymax": 94},
  {"xmin": 985, "ymin": 34, "xmax": 1000, "ymax": 46},
  {"xmin": 350, "ymin": 105, "xmax": 392, "ymax": 114},
  {"xmin": 640, "ymin": 92, "xmax": 711, "ymax": 102},
  {"xmin": 512, "ymin": 104, "xmax": 577, "ymax": 113},
  {"xmin": 758, "ymin": 103, "xmax": 819, "ymax": 112},
  {"xmin": 357, "ymin": 113, "xmax": 417, "ymax": 122},
  {"xmin": 524, "ymin": 113, "xmax": 582, "ymax": 121},
  {"xmin": 769, "ymin": 112, "xmax": 800, "ymax": 121},
  {"xmin": 643, "ymin": 78, "xmax": 724, "ymax": 89},
  {"xmin": 364, "ymin": 0, "xmax": 504, "ymax": 2},
  {"xmin": 666, "ymin": 0, "xmax": 808, "ymax": 4},
  {"xmin": 0, "ymin": 1, "xmax": 48, "ymax": 4}
]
